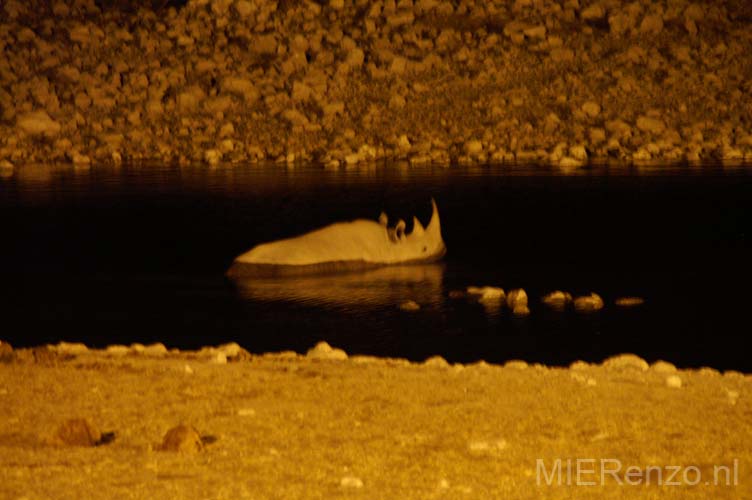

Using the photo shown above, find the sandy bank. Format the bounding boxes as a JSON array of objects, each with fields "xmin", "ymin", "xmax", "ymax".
[
  {"xmin": 1, "ymin": 0, "xmax": 752, "ymax": 170},
  {"xmin": 0, "ymin": 340, "xmax": 750, "ymax": 499}
]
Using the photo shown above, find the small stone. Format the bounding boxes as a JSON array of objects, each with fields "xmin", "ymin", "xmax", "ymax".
[
  {"xmin": 306, "ymin": 341, "xmax": 348, "ymax": 360},
  {"xmin": 542, "ymin": 290, "xmax": 572, "ymax": 310},
  {"xmin": 574, "ymin": 293, "xmax": 604, "ymax": 312},
  {"xmin": 204, "ymin": 149, "xmax": 222, "ymax": 165},
  {"xmin": 53, "ymin": 342, "xmax": 88, "ymax": 355},
  {"xmin": 549, "ymin": 48, "xmax": 574, "ymax": 63},
  {"xmin": 602, "ymin": 353, "xmax": 649, "ymax": 371},
  {"xmin": 581, "ymin": 4, "xmax": 606, "ymax": 21},
  {"xmin": 504, "ymin": 360, "xmax": 528, "ymax": 370},
  {"xmin": 399, "ymin": 300, "xmax": 420, "ymax": 311},
  {"xmin": 636, "ymin": 116, "xmax": 666, "ymax": 136},
  {"xmin": 54, "ymin": 418, "xmax": 102, "ymax": 447},
  {"xmin": 639, "ymin": 14, "xmax": 663, "ymax": 34},
  {"xmin": 665, "ymin": 375, "xmax": 682, "ymax": 388},
  {"xmin": 615, "ymin": 296, "xmax": 645, "ymax": 307},
  {"xmin": 581, "ymin": 101, "xmax": 601, "ymax": 118},
  {"xmin": 464, "ymin": 139, "xmax": 483, "ymax": 157},
  {"xmin": 467, "ymin": 286, "xmax": 505, "ymax": 301},
  {"xmin": 340, "ymin": 476, "xmax": 364, "ymax": 488},
  {"xmin": 16, "ymin": 111, "xmax": 61, "ymax": 137},
  {"xmin": 159, "ymin": 424, "xmax": 204, "ymax": 453},
  {"xmin": 143, "ymin": 343, "xmax": 168, "ymax": 357},
  {"xmin": 105, "ymin": 344, "xmax": 129, "ymax": 357},
  {"xmin": 506, "ymin": 289, "xmax": 528, "ymax": 310},
  {"xmin": 651, "ymin": 360, "xmax": 677, "ymax": 373},
  {"xmin": 423, "ymin": 355, "xmax": 450, "ymax": 368}
]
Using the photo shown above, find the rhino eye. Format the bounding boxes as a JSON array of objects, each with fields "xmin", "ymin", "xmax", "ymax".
[{"xmin": 422, "ymin": 246, "xmax": 427, "ymax": 252}]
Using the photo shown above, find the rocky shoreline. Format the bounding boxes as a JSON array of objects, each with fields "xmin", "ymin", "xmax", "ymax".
[
  {"xmin": 1, "ymin": 339, "xmax": 750, "ymax": 498},
  {"xmin": 1, "ymin": 0, "xmax": 751, "ymax": 170}
]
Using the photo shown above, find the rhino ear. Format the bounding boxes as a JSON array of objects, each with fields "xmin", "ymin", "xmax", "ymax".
[
  {"xmin": 411, "ymin": 216, "xmax": 425, "ymax": 236},
  {"xmin": 378, "ymin": 212, "xmax": 388, "ymax": 226},
  {"xmin": 395, "ymin": 219, "xmax": 406, "ymax": 240}
]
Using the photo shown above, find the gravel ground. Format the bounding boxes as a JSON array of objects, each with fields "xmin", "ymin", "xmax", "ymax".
[{"xmin": 0, "ymin": 341, "xmax": 750, "ymax": 499}]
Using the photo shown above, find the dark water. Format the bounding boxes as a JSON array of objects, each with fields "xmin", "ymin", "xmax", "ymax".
[{"xmin": 1, "ymin": 163, "xmax": 750, "ymax": 371}]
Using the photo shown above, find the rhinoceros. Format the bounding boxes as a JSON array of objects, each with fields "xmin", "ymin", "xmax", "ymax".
[{"xmin": 227, "ymin": 199, "xmax": 446, "ymax": 276}]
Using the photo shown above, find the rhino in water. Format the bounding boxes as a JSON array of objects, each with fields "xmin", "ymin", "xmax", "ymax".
[{"xmin": 227, "ymin": 199, "xmax": 446, "ymax": 276}]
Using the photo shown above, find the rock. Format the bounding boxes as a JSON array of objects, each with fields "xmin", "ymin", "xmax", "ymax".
[
  {"xmin": 423, "ymin": 355, "xmax": 450, "ymax": 368},
  {"xmin": 651, "ymin": 360, "xmax": 677, "ymax": 373},
  {"xmin": 549, "ymin": 48, "xmax": 574, "ymax": 63},
  {"xmin": 340, "ymin": 476, "xmax": 364, "ymax": 488},
  {"xmin": 581, "ymin": 101, "xmax": 600, "ymax": 118},
  {"xmin": 466, "ymin": 286, "xmax": 505, "ymax": 302},
  {"xmin": 464, "ymin": 139, "xmax": 483, "ymax": 157},
  {"xmin": 636, "ymin": 115, "xmax": 666, "ymax": 135},
  {"xmin": 639, "ymin": 14, "xmax": 663, "ymax": 34},
  {"xmin": 54, "ymin": 418, "xmax": 102, "ymax": 447},
  {"xmin": 504, "ymin": 360, "xmax": 528, "ymax": 370},
  {"xmin": 159, "ymin": 424, "xmax": 204, "ymax": 453},
  {"xmin": 105, "ymin": 344, "xmax": 130, "ymax": 357},
  {"xmin": 142, "ymin": 343, "xmax": 168, "ymax": 357},
  {"xmin": 581, "ymin": 4, "xmax": 606, "ymax": 21},
  {"xmin": 306, "ymin": 341, "xmax": 347, "ymax": 361},
  {"xmin": 665, "ymin": 375, "xmax": 682, "ymax": 388},
  {"xmin": 176, "ymin": 86, "xmax": 206, "ymax": 113},
  {"xmin": 602, "ymin": 353, "xmax": 649, "ymax": 371},
  {"xmin": 614, "ymin": 296, "xmax": 645, "ymax": 307},
  {"xmin": 399, "ymin": 300, "xmax": 421, "ymax": 311},
  {"xmin": 542, "ymin": 290, "xmax": 572, "ymax": 310},
  {"xmin": 204, "ymin": 149, "xmax": 222, "ymax": 165},
  {"xmin": 53, "ymin": 342, "xmax": 88, "ymax": 355},
  {"xmin": 506, "ymin": 289, "xmax": 528, "ymax": 312},
  {"xmin": 16, "ymin": 111, "xmax": 61, "ymax": 137},
  {"xmin": 574, "ymin": 293, "xmax": 604, "ymax": 312},
  {"xmin": 221, "ymin": 77, "xmax": 259, "ymax": 103}
]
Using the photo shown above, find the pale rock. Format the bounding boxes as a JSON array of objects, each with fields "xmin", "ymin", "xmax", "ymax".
[
  {"xmin": 53, "ymin": 341, "xmax": 88, "ymax": 355},
  {"xmin": 16, "ymin": 111, "xmax": 61, "ymax": 137},
  {"xmin": 221, "ymin": 77, "xmax": 259, "ymax": 103},
  {"xmin": 105, "ymin": 344, "xmax": 130, "ymax": 357},
  {"xmin": 581, "ymin": 101, "xmax": 600, "ymax": 118},
  {"xmin": 549, "ymin": 48, "xmax": 574, "ymax": 63},
  {"xmin": 218, "ymin": 123, "xmax": 235, "ymax": 138},
  {"xmin": 68, "ymin": 24, "xmax": 91, "ymax": 44},
  {"xmin": 506, "ymin": 289, "xmax": 529, "ymax": 316},
  {"xmin": 399, "ymin": 300, "xmax": 421, "ymax": 311},
  {"xmin": 523, "ymin": 25, "xmax": 546, "ymax": 40},
  {"xmin": 345, "ymin": 47, "xmax": 365, "ymax": 68},
  {"xmin": 464, "ymin": 139, "xmax": 483, "ymax": 157},
  {"xmin": 467, "ymin": 286, "xmax": 505, "ymax": 302},
  {"xmin": 143, "ymin": 343, "xmax": 168, "ymax": 357},
  {"xmin": 176, "ymin": 85, "xmax": 206, "ymax": 113},
  {"xmin": 423, "ymin": 355, "xmax": 450, "ymax": 368},
  {"xmin": 636, "ymin": 115, "xmax": 666, "ymax": 135},
  {"xmin": 504, "ymin": 360, "xmax": 528, "ymax": 370},
  {"xmin": 569, "ymin": 144, "xmax": 588, "ymax": 161},
  {"xmin": 542, "ymin": 290, "xmax": 572, "ymax": 310},
  {"xmin": 387, "ymin": 10, "xmax": 415, "ymax": 27},
  {"xmin": 602, "ymin": 353, "xmax": 649, "ymax": 371},
  {"xmin": 204, "ymin": 149, "xmax": 222, "ymax": 165},
  {"xmin": 581, "ymin": 4, "xmax": 606, "ymax": 21},
  {"xmin": 159, "ymin": 424, "xmax": 204, "ymax": 453},
  {"xmin": 665, "ymin": 375, "xmax": 682, "ymax": 388},
  {"xmin": 639, "ymin": 14, "xmax": 663, "ymax": 34},
  {"xmin": 574, "ymin": 293, "xmax": 604, "ymax": 312},
  {"xmin": 329, "ymin": 0, "xmax": 345, "ymax": 10},
  {"xmin": 307, "ymin": 341, "xmax": 348, "ymax": 360},
  {"xmin": 71, "ymin": 152, "xmax": 91, "ymax": 166},
  {"xmin": 282, "ymin": 109, "xmax": 309, "ymax": 127},
  {"xmin": 651, "ymin": 360, "xmax": 677, "ymax": 373},
  {"xmin": 234, "ymin": 0, "xmax": 253, "ymax": 17},
  {"xmin": 390, "ymin": 56, "xmax": 408, "ymax": 75},
  {"xmin": 340, "ymin": 476, "xmax": 363, "ymax": 488}
]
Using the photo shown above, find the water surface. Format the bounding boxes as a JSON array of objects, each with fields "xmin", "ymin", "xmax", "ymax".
[{"xmin": 1, "ymin": 163, "xmax": 750, "ymax": 370}]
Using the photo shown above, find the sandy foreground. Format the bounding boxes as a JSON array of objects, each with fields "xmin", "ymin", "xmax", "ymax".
[{"xmin": 0, "ymin": 341, "xmax": 750, "ymax": 499}]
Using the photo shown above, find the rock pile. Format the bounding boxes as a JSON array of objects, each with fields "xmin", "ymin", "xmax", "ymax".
[{"xmin": 1, "ymin": 0, "xmax": 751, "ymax": 167}]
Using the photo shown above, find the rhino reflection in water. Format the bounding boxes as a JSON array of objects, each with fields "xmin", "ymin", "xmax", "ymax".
[{"xmin": 227, "ymin": 199, "xmax": 446, "ymax": 277}]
